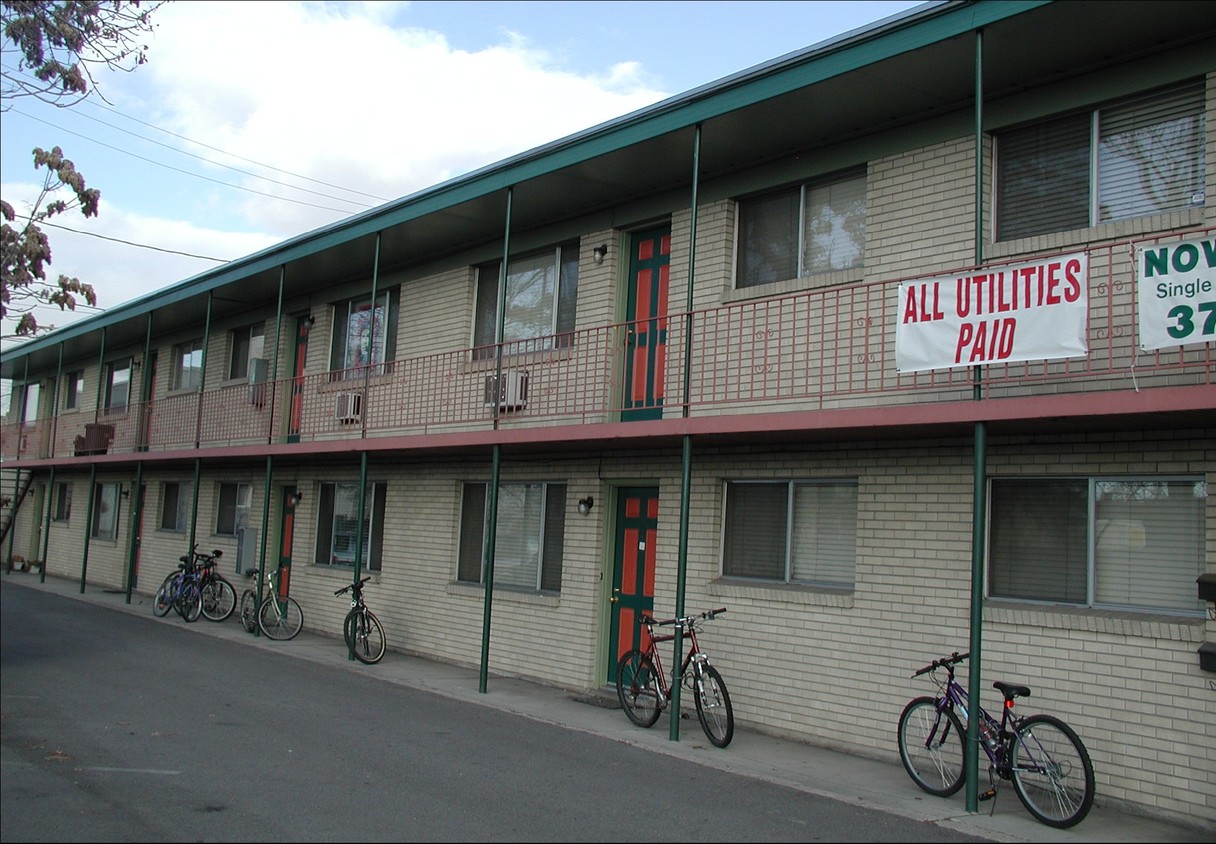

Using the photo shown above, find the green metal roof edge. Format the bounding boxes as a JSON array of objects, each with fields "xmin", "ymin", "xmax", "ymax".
[{"xmin": 6, "ymin": 0, "xmax": 1048, "ymax": 365}]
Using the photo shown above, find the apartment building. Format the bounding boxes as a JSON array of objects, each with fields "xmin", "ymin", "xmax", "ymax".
[{"xmin": 2, "ymin": 0, "xmax": 1213, "ymax": 828}]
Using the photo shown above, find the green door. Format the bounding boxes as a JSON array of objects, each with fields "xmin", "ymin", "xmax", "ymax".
[
  {"xmin": 622, "ymin": 227, "xmax": 671, "ymax": 421},
  {"xmin": 608, "ymin": 486, "xmax": 659, "ymax": 683}
]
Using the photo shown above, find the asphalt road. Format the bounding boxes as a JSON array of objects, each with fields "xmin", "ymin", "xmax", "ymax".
[{"xmin": 0, "ymin": 584, "xmax": 990, "ymax": 843}]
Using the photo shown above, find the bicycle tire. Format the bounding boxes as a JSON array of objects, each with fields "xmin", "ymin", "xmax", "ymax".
[
  {"xmin": 346, "ymin": 609, "xmax": 387, "ymax": 664},
  {"xmin": 1009, "ymin": 713, "xmax": 1095, "ymax": 828},
  {"xmin": 176, "ymin": 581, "xmax": 202, "ymax": 622},
  {"xmin": 693, "ymin": 663, "xmax": 734, "ymax": 748},
  {"xmin": 258, "ymin": 595, "xmax": 303, "ymax": 641},
  {"xmin": 616, "ymin": 650, "xmax": 662, "ymax": 728},
  {"xmin": 897, "ymin": 696, "xmax": 966, "ymax": 797},
  {"xmin": 200, "ymin": 577, "xmax": 237, "ymax": 622},
  {"xmin": 239, "ymin": 590, "xmax": 258, "ymax": 633},
  {"xmin": 153, "ymin": 573, "xmax": 177, "ymax": 617}
]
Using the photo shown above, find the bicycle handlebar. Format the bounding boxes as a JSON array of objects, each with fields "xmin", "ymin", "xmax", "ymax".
[
  {"xmin": 912, "ymin": 650, "xmax": 969, "ymax": 677},
  {"xmin": 334, "ymin": 575, "xmax": 372, "ymax": 596},
  {"xmin": 645, "ymin": 607, "xmax": 727, "ymax": 627}
]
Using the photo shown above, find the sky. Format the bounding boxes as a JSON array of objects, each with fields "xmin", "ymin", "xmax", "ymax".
[{"xmin": 1, "ymin": 0, "xmax": 926, "ymax": 356}]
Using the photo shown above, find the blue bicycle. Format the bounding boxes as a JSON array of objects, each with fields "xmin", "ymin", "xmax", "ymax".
[{"xmin": 153, "ymin": 555, "xmax": 204, "ymax": 622}]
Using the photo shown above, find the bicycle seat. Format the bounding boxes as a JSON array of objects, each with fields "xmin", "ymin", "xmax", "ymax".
[{"xmin": 993, "ymin": 680, "xmax": 1031, "ymax": 701}]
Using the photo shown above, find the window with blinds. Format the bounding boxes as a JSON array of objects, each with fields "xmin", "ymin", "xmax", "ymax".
[
  {"xmin": 989, "ymin": 477, "xmax": 1206, "ymax": 614},
  {"xmin": 996, "ymin": 79, "xmax": 1205, "ymax": 241},
  {"xmin": 457, "ymin": 481, "xmax": 566, "ymax": 592},
  {"xmin": 723, "ymin": 480, "xmax": 857, "ymax": 588},
  {"xmin": 737, "ymin": 169, "xmax": 866, "ymax": 288}
]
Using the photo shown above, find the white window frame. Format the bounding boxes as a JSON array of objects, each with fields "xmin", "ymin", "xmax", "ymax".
[
  {"xmin": 215, "ymin": 482, "xmax": 252, "ymax": 536},
  {"xmin": 171, "ymin": 339, "xmax": 204, "ymax": 391},
  {"xmin": 473, "ymin": 243, "xmax": 579, "ymax": 357},
  {"xmin": 736, "ymin": 169, "xmax": 867, "ymax": 288},
  {"xmin": 230, "ymin": 323, "xmax": 266, "ymax": 381},
  {"xmin": 722, "ymin": 479, "xmax": 858, "ymax": 589},
  {"xmin": 315, "ymin": 481, "xmax": 386, "ymax": 571},
  {"xmin": 160, "ymin": 481, "xmax": 192, "ymax": 533},
  {"xmin": 988, "ymin": 476, "xmax": 1206, "ymax": 615},
  {"xmin": 457, "ymin": 481, "xmax": 566, "ymax": 592},
  {"xmin": 91, "ymin": 482, "xmax": 120, "ymax": 541}
]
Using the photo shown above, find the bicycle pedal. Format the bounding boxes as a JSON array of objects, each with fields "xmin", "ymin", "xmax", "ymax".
[{"xmin": 977, "ymin": 788, "xmax": 997, "ymax": 802}]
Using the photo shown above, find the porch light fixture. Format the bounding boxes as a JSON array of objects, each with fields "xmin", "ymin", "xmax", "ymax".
[
  {"xmin": 288, "ymin": 490, "xmax": 304, "ymax": 507},
  {"xmin": 578, "ymin": 496, "xmax": 594, "ymax": 515},
  {"xmin": 592, "ymin": 244, "xmax": 608, "ymax": 264}
]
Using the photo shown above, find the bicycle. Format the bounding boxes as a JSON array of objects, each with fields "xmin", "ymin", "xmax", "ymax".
[
  {"xmin": 188, "ymin": 546, "xmax": 235, "ymax": 623},
  {"xmin": 334, "ymin": 576, "xmax": 386, "ymax": 664},
  {"xmin": 153, "ymin": 556, "xmax": 202, "ymax": 622},
  {"xmin": 615, "ymin": 607, "xmax": 734, "ymax": 748},
  {"xmin": 897, "ymin": 650, "xmax": 1095, "ymax": 828},
  {"xmin": 238, "ymin": 567, "xmax": 304, "ymax": 641}
]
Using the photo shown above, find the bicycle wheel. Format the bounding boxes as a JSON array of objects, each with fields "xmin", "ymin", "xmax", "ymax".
[
  {"xmin": 897, "ymin": 696, "xmax": 965, "ymax": 797},
  {"xmin": 239, "ymin": 590, "xmax": 258, "ymax": 633},
  {"xmin": 346, "ymin": 609, "xmax": 387, "ymax": 664},
  {"xmin": 693, "ymin": 663, "xmax": 734, "ymax": 748},
  {"xmin": 1009, "ymin": 713, "xmax": 1095, "ymax": 828},
  {"xmin": 200, "ymin": 577, "xmax": 236, "ymax": 622},
  {"xmin": 176, "ymin": 581, "xmax": 202, "ymax": 622},
  {"xmin": 258, "ymin": 595, "xmax": 303, "ymax": 641},
  {"xmin": 616, "ymin": 650, "xmax": 662, "ymax": 728},
  {"xmin": 153, "ymin": 573, "xmax": 177, "ymax": 617}
]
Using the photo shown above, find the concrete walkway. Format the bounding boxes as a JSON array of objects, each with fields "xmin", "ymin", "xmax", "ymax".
[{"xmin": 3, "ymin": 570, "xmax": 1211, "ymax": 843}]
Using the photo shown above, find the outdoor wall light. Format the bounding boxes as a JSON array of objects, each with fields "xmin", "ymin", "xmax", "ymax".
[
  {"xmin": 592, "ymin": 244, "xmax": 608, "ymax": 264},
  {"xmin": 578, "ymin": 496, "xmax": 594, "ymax": 515},
  {"xmin": 288, "ymin": 491, "xmax": 304, "ymax": 507}
]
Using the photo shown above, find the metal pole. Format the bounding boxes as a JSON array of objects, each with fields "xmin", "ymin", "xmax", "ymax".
[
  {"xmin": 194, "ymin": 293, "xmax": 212, "ymax": 447},
  {"xmin": 669, "ymin": 123, "xmax": 702, "ymax": 741},
  {"xmin": 965, "ymin": 28, "xmax": 987, "ymax": 814},
  {"xmin": 480, "ymin": 187, "xmax": 512, "ymax": 693}
]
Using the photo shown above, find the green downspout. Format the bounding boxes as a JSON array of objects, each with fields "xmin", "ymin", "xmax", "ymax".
[
  {"xmin": 351, "ymin": 239, "xmax": 381, "ymax": 652},
  {"xmin": 7, "ymin": 354, "xmax": 30, "ymax": 571},
  {"xmin": 669, "ymin": 124, "xmax": 702, "ymax": 741},
  {"xmin": 125, "ymin": 313, "xmax": 153, "ymax": 601},
  {"xmin": 194, "ymin": 293, "xmax": 212, "ymax": 448},
  {"xmin": 268, "ymin": 266, "xmax": 285, "ymax": 443},
  {"xmin": 965, "ymin": 28, "xmax": 988, "ymax": 816},
  {"xmin": 80, "ymin": 327, "xmax": 105, "ymax": 592},
  {"xmin": 255, "ymin": 455, "xmax": 273, "ymax": 638},
  {"xmin": 36, "ymin": 344, "xmax": 63, "ymax": 581},
  {"xmin": 480, "ymin": 187, "xmax": 513, "ymax": 693},
  {"xmin": 188, "ymin": 458, "xmax": 201, "ymax": 554}
]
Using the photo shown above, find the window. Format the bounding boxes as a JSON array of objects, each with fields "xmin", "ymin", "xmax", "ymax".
[
  {"xmin": 160, "ymin": 481, "xmax": 192, "ymax": 532},
  {"xmin": 737, "ymin": 170, "xmax": 866, "ymax": 288},
  {"xmin": 989, "ymin": 477, "xmax": 1206, "ymax": 614},
  {"xmin": 996, "ymin": 80, "xmax": 1205, "ymax": 241},
  {"xmin": 19, "ymin": 382, "xmax": 40, "ymax": 423},
  {"xmin": 171, "ymin": 339, "xmax": 204, "ymax": 391},
  {"xmin": 91, "ymin": 482, "xmax": 119, "ymax": 540},
  {"xmin": 230, "ymin": 324, "xmax": 265, "ymax": 380},
  {"xmin": 216, "ymin": 482, "xmax": 252, "ymax": 536},
  {"xmin": 457, "ymin": 482, "xmax": 566, "ymax": 591},
  {"xmin": 52, "ymin": 482, "xmax": 72, "ymax": 521},
  {"xmin": 473, "ymin": 243, "xmax": 579, "ymax": 357},
  {"xmin": 65, "ymin": 371, "xmax": 83, "ymax": 410},
  {"xmin": 315, "ymin": 481, "xmax": 386, "ymax": 570},
  {"xmin": 722, "ymin": 480, "xmax": 858, "ymax": 588},
  {"xmin": 330, "ymin": 290, "xmax": 398, "ymax": 379},
  {"xmin": 104, "ymin": 358, "xmax": 131, "ymax": 413}
]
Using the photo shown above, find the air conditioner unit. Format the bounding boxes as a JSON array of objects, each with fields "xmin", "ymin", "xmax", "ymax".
[
  {"xmin": 334, "ymin": 391, "xmax": 363, "ymax": 423},
  {"xmin": 484, "ymin": 369, "xmax": 529, "ymax": 410}
]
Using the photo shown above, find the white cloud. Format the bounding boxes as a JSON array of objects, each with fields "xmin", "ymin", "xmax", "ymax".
[{"xmin": 133, "ymin": 1, "xmax": 668, "ymax": 238}]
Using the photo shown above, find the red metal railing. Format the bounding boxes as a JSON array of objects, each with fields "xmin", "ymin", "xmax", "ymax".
[{"xmin": 3, "ymin": 228, "xmax": 1211, "ymax": 460}]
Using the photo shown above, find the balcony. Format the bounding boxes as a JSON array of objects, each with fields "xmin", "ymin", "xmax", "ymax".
[{"xmin": 3, "ymin": 231, "xmax": 1212, "ymax": 463}]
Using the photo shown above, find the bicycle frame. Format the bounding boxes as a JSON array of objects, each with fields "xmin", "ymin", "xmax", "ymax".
[{"xmin": 639, "ymin": 615, "xmax": 712, "ymax": 704}]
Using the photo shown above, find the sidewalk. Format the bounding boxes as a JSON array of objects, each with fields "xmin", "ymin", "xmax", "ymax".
[{"xmin": 4, "ymin": 569, "xmax": 1211, "ymax": 843}]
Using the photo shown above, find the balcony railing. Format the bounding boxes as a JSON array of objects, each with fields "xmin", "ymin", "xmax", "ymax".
[{"xmin": 3, "ymin": 229, "xmax": 1212, "ymax": 460}]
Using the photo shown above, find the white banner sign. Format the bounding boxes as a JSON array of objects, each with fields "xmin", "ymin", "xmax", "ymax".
[
  {"xmin": 1136, "ymin": 236, "xmax": 1216, "ymax": 351},
  {"xmin": 895, "ymin": 253, "xmax": 1089, "ymax": 373}
]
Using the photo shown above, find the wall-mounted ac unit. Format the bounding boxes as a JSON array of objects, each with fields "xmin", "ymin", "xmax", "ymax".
[
  {"xmin": 334, "ymin": 391, "xmax": 363, "ymax": 423},
  {"xmin": 484, "ymin": 369, "xmax": 528, "ymax": 410}
]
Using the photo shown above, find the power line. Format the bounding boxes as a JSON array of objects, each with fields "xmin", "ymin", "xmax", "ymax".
[
  {"xmin": 40, "ymin": 219, "xmax": 230, "ymax": 262},
  {"xmin": 86, "ymin": 99, "xmax": 391, "ymax": 203},
  {"xmin": 12, "ymin": 107, "xmax": 370, "ymax": 215}
]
